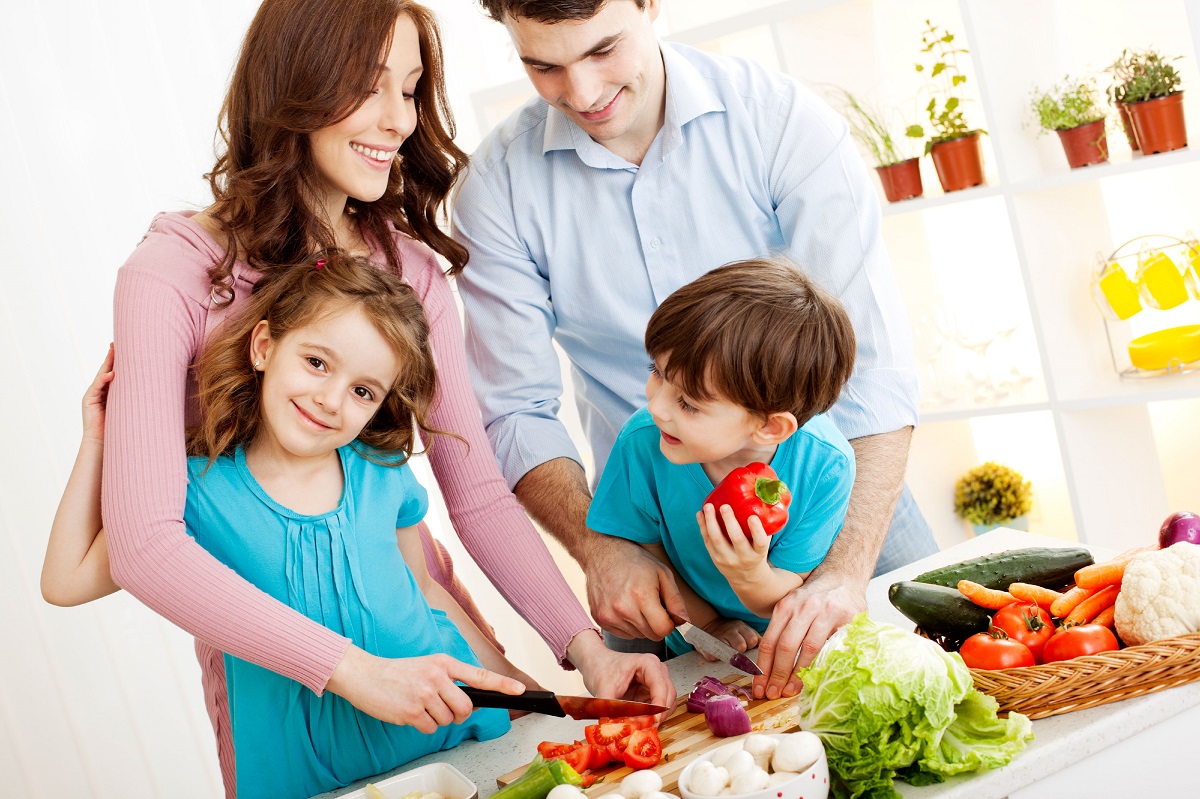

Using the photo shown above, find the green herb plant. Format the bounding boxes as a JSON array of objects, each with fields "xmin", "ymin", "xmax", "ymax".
[
  {"xmin": 954, "ymin": 462, "xmax": 1032, "ymax": 525},
  {"xmin": 906, "ymin": 20, "xmax": 984, "ymax": 154},
  {"xmin": 827, "ymin": 86, "xmax": 918, "ymax": 166},
  {"xmin": 1107, "ymin": 48, "xmax": 1183, "ymax": 105},
  {"xmin": 1030, "ymin": 76, "xmax": 1107, "ymax": 133}
]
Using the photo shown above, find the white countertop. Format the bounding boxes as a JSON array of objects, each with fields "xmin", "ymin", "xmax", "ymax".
[{"xmin": 317, "ymin": 529, "xmax": 1200, "ymax": 799}]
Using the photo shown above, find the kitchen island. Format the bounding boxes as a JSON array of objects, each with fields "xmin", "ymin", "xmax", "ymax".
[{"xmin": 317, "ymin": 529, "xmax": 1200, "ymax": 799}]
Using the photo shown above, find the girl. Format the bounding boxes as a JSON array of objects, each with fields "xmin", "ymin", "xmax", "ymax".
[
  {"xmin": 45, "ymin": 255, "xmax": 527, "ymax": 799},
  {"xmin": 97, "ymin": 0, "xmax": 672, "ymax": 793}
]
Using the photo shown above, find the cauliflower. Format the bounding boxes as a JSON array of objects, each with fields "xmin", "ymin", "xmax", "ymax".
[{"xmin": 1114, "ymin": 542, "xmax": 1200, "ymax": 646}]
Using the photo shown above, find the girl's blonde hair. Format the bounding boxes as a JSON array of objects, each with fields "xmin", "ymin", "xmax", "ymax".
[{"xmin": 189, "ymin": 254, "xmax": 444, "ymax": 465}]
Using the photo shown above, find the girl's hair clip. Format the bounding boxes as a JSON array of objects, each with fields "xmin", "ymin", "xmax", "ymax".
[{"xmin": 314, "ymin": 257, "xmax": 328, "ymax": 270}]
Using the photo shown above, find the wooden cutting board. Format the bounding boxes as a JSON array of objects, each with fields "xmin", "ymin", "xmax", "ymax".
[{"xmin": 496, "ymin": 675, "xmax": 800, "ymax": 796}]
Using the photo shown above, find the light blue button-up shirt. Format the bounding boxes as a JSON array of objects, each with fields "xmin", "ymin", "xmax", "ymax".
[{"xmin": 454, "ymin": 41, "xmax": 919, "ymax": 493}]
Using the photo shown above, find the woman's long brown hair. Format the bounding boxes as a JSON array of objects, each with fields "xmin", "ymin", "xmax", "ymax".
[
  {"xmin": 189, "ymin": 254, "xmax": 446, "ymax": 466},
  {"xmin": 205, "ymin": 0, "xmax": 468, "ymax": 304}
]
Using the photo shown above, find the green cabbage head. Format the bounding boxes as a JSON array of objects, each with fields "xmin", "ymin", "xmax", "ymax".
[{"xmin": 794, "ymin": 614, "xmax": 1033, "ymax": 799}]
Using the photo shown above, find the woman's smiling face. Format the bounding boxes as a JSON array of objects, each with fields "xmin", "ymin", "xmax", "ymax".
[{"xmin": 309, "ymin": 13, "xmax": 423, "ymax": 210}]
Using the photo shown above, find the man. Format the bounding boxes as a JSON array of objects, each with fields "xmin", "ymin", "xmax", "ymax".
[{"xmin": 453, "ymin": 0, "xmax": 938, "ymax": 700}]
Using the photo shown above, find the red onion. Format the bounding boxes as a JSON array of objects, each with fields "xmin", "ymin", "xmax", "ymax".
[
  {"xmin": 1160, "ymin": 511, "xmax": 1200, "ymax": 548},
  {"xmin": 686, "ymin": 676, "xmax": 751, "ymax": 714},
  {"xmin": 703, "ymin": 694, "xmax": 751, "ymax": 737}
]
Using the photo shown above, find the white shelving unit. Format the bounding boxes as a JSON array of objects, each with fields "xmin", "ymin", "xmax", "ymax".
[{"xmin": 466, "ymin": 0, "xmax": 1200, "ymax": 551}]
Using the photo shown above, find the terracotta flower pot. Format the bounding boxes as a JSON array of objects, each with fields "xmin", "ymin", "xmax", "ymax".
[
  {"xmin": 875, "ymin": 158, "xmax": 923, "ymax": 202},
  {"xmin": 929, "ymin": 134, "xmax": 984, "ymax": 193},
  {"xmin": 1117, "ymin": 102, "xmax": 1140, "ymax": 151},
  {"xmin": 1055, "ymin": 119, "xmax": 1109, "ymax": 168},
  {"xmin": 1126, "ymin": 92, "xmax": 1188, "ymax": 154}
]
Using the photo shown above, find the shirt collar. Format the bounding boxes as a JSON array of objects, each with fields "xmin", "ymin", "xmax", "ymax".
[{"xmin": 542, "ymin": 42, "xmax": 726, "ymax": 164}]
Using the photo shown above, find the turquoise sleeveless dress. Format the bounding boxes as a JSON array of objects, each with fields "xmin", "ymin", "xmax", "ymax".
[{"xmin": 183, "ymin": 446, "xmax": 510, "ymax": 799}]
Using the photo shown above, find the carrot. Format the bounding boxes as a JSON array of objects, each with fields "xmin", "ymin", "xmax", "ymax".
[
  {"xmin": 1008, "ymin": 583, "xmax": 1063, "ymax": 610},
  {"xmin": 1073, "ymin": 546, "xmax": 1155, "ymax": 590},
  {"xmin": 1050, "ymin": 584, "xmax": 1098, "ymax": 619},
  {"xmin": 1092, "ymin": 605, "xmax": 1117, "ymax": 628},
  {"xmin": 957, "ymin": 579, "xmax": 1016, "ymax": 610},
  {"xmin": 1065, "ymin": 584, "xmax": 1120, "ymax": 625}
]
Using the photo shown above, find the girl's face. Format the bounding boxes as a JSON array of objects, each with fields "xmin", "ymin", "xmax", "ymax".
[
  {"xmin": 309, "ymin": 13, "xmax": 423, "ymax": 215},
  {"xmin": 249, "ymin": 304, "xmax": 401, "ymax": 464}
]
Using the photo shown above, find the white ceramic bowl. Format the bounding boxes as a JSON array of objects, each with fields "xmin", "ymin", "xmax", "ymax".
[
  {"xmin": 338, "ymin": 762, "xmax": 478, "ymax": 799},
  {"xmin": 677, "ymin": 733, "xmax": 829, "ymax": 799}
]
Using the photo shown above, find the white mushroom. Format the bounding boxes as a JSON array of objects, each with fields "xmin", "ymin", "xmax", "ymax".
[
  {"xmin": 723, "ymin": 749, "xmax": 757, "ymax": 781},
  {"xmin": 741, "ymin": 735, "xmax": 777, "ymax": 772},
  {"xmin": 546, "ymin": 784, "xmax": 586, "ymax": 799},
  {"xmin": 729, "ymin": 767, "xmax": 770, "ymax": 795},
  {"xmin": 618, "ymin": 769, "xmax": 664, "ymax": 799},
  {"xmin": 709, "ymin": 740, "xmax": 744, "ymax": 768},
  {"xmin": 686, "ymin": 761, "xmax": 730, "ymax": 797},
  {"xmin": 771, "ymin": 731, "xmax": 823, "ymax": 774}
]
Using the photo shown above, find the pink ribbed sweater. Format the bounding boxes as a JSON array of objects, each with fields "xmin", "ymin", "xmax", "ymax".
[{"xmin": 101, "ymin": 212, "xmax": 594, "ymax": 795}]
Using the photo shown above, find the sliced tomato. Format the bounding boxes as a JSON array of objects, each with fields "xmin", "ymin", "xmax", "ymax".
[
  {"xmin": 622, "ymin": 727, "xmax": 663, "ymax": 770},
  {"xmin": 583, "ymin": 744, "xmax": 613, "ymax": 771},
  {"xmin": 599, "ymin": 715, "xmax": 658, "ymax": 731},
  {"xmin": 578, "ymin": 772, "xmax": 598, "ymax": 789},
  {"xmin": 537, "ymin": 741, "xmax": 574, "ymax": 759},
  {"xmin": 604, "ymin": 737, "xmax": 629, "ymax": 762},
  {"xmin": 588, "ymin": 721, "xmax": 634, "ymax": 746},
  {"xmin": 583, "ymin": 724, "xmax": 603, "ymax": 748},
  {"xmin": 552, "ymin": 745, "xmax": 593, "ymax": 776}
]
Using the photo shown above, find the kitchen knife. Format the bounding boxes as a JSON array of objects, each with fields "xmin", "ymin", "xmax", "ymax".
[
  {"xmin": 678, "ymin": 622, "xmax": 763, "ymax": 676},
  {"xmin": 461, "ymin": 688, "xmax": 669, "ymax": 719}
]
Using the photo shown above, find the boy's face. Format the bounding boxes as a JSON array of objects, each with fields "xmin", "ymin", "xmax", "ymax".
[{"xmin": 645, "ymin": 357, "xmax": 770, "ymax": 469}]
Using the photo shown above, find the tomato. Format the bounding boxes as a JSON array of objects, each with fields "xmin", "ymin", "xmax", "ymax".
[
  {"xmin": 605, "ymin": 736, "xmax": 631, "ymax": 762},
  {"xmin": 587, "ymin": 721, "xmax": 634, "ymax": 746},
  {"xmin": 622, "ymin": 727, "xmax": 663, "ymax": 770},
  {"xmin": 545, "ymin": 744, "xmax": 593, "ymax": 775},
  {"xmin": 959, "ymin": 631, "xmax": 1035, "ymax": 670},
  {"xmin": 537, "ymin": 741, "xmax": 574, "ymax": 759},
  {"xmin": 992, "ymin": 602, "xmax": 1055, "ymax": 663},
  {"xmin": 578, "ymin": 772, "xmax": 598, "ymax": 788},
  {"xmin": 599, "ymin": 715, "xmax": 658, "ymax": 731},
  {"xmin": 582, "ymin": 744, "xmax": 613, "ymax": 771},
  {"xmin": 1042, "ymin": 624, "xmax": 1120, "ymax": 663}
]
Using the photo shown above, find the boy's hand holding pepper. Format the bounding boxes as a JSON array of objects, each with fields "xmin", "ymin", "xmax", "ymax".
[{"xmin": 697, "ymin": 503, "xmax": 773, "ymax": 579}]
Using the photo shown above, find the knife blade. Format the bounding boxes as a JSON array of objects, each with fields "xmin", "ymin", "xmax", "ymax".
[
  {"xmin": 678, "ymin": 622, "xmax": 763, "ymax": 676},
  {"xmin": 460, "ymin": 688, "xmax": 669, "ymax": 719}
]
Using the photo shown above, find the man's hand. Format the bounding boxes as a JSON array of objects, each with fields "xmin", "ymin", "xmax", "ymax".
[
  {"xmin": 569, "ymin": 630, "xmax": 677, "ymax": 715},
  {"xmin": 751, "ymin": 570, "xmax": 865, "ymax": 700},
  {"xmin": 585, "ymin": 535, "xmax": 688, "ymax": 641}
]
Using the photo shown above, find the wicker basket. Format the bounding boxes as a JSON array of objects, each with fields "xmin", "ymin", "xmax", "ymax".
[{"xmin": 967, "ymin": 631, "xmax": 1200, "ymax": 719}]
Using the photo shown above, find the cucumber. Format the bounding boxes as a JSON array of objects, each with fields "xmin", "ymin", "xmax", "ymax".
[
  {"xmin": 888, "ymin": 580, "xmax": 992, "ymax": 642},
  {"xmin": 912, "ymin": 547, "xmax": 1094, "ymax": 591}
]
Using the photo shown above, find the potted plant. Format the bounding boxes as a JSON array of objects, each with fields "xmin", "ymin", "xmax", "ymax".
[
  {"xmin": 954, "ymin": 462, "xmax": 1033, "ymax": 536},
  {"xmin": 1030, "ymin": 76, "xmax": 1109, "ymax": 168},
  {"xmin": 1109, "ymin": 48, "xmax": 1187, "ymax": 154},
  {"xmin": 1106, "ymin": 49, "xmax": 1141, "ymax": 150},
  {"xmin": 829, "ymin": 87, "xmax": 923, "ymax": 202},
  {"xmin": 907, "ymin": 20, "xmax": 986, "ymax": 192}
]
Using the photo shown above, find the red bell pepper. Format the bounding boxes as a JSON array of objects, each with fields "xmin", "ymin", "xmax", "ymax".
[{"xmin": 705, "ymin": 462, "xmax": 791, "ymax": 536}]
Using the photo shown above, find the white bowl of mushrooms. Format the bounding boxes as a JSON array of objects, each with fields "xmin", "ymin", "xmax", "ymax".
[{"xmin": 677, "ymin": 732, "xmax": 828, "ymax": 799}]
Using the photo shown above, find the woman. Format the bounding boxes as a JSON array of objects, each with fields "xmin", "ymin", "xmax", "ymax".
[{"xmin": 100, "ymin": 0, "xmax": 672, "ymax": 794}]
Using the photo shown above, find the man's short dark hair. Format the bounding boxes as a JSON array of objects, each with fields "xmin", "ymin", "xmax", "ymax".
[
  {"xmin": 479, "ymin": 0, "xmax": 646, "ymax": 24},
  {"xmin": 645, "ymin": 258, "xmax": 857, "ymax": 428}
]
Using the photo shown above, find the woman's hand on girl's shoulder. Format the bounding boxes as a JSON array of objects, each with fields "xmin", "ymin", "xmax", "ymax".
[{"xmin": 327, "ymin": 646, "xmax": 526, "ymax": 733}]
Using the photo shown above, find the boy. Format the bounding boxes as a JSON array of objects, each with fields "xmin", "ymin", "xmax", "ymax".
[{"xmin": 586, "ymin": 258, "xmax": 857, "ymax": 658}]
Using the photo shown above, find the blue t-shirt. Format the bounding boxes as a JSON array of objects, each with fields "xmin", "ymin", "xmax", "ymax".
[
  {"xmin": 587, "ymin": 408, "xmax": 854, "ymax": 653},
  {"xmin": 184, "ymin": 446, "xmax": 509, "ymax": 799}
]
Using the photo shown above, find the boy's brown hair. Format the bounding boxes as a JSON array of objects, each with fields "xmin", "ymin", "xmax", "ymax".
[
  {"xmin": 644, "ymin": 258, "xmax": 856, "ymax": 428},
  {"xmin": 478, "ymin": 0, "xmax": 644, "ymax": 23}
]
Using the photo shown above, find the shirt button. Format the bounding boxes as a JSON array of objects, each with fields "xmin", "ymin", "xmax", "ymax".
[{"xmin": 650, "ymin": 238, "xmax": 662, "ymax": 249}]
